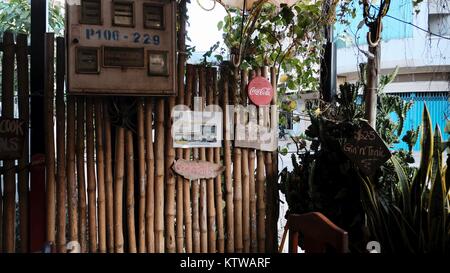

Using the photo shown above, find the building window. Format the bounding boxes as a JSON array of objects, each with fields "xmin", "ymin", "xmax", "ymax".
[
  {"xmin": 143, "ymin": 4, "xmax": 164, "ymax": 29},
  {"xmin": 80, "ymin": 0, "xmax": 102, "ymax": 25},
  {"xmin": 112, "ymin": 1, "xmax": 135, "ymax": 27}
]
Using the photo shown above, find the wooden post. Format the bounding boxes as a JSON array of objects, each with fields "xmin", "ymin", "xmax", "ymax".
[
  {"xmin": 233, "ymin": 66, "xmax": 243, "ymax": 253},
  {"xmin": 76, "ymin": 97, "xmax": 87, "ymax": 252},
  {"xmin": 55, "ymin": 37, "xmax": 67, "ymax": 253},
  {"xmin": 86, "ymin": 98, "xmax": 97, "ymax": 252},
  {"xmin": 191, "ymin": 67, "xmax": 200, "ymax": 253},
  {"xmin": 2, "ymin": 31, "xmax": 17, "ymax": 252},
  {"xmin": 365, "ymin": 44, "xmax": 379, "ymax": 128},
  {"xmin": 114, "ymin": 126, "xmax": 125, "ymax": 253},
  {"xmin": 221, "ymin": 65, "xmax": 234, "ymax": 253},
  {"xmin": 155, "ymin": 98, "xmax": 165, "ymax": 253},
  {"xmin": 183, "ymin": 65, "xmax": 194, "ymax": 253},
  {"xmin": 104, "ymin": 101, "xmax": 115, "ymax": 252},
  {"xmin": 176, "ymin": 0, "xmax": 188, "ymax": 253},
  {"xmin": 248, "ymin": 70, "xmax": 257, "ymax": 253},
  {"xmin": 206, "ymin": 67, "xmax": 217, "ymax": 253},
  {"xmin": 66, "ymin": 95, "xmax": 78, "ymax": 245},
  {"xmin": 125, "ymin": 129, "xmax": 137, "ymax": 253},
  {"xmin": 44, "ymin": 32, "xmax": 56, "ymax": 249},
  {"xmin": 241, "ymin": 69, "xmax": 250, "ymax": 253},
  {"xmin": 145, "ymin": 99, "xmax": 155, "ymax": 252},
  {"xmin": 213, "ymin": 67, "xmax": 225, "ymax": 253},
  {"xmin": 17, "ymin": 33, "xmax": 30, "ymax": 253},
  {"xmin": 165, "ymin": 97, "xmax": 176, "ymax": 253},
  {"xmin": 137, "ymin": 100, "xmax": 146, "ymax": 253},
  {"xmin": 199, "ymin": 66, "xmax": 208, "ymax": 253},
  {"xmin": 95, "ymin": 100, "xmax": 106, "ymax": 253}
]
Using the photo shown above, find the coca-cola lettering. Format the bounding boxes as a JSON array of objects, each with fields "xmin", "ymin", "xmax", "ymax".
[{"xmin": 247, "ymin": 76, "xmax": 274, "ymax": 106}]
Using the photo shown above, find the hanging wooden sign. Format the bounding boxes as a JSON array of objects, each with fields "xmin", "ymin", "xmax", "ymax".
[
  {"xmin": 172, "ymin": 159, "xmax": 225, "ymax": 180},
  {"xmin": 341, "ymin": 121, "xmax": 391, "ymax": 175},
  {"xmin": 247, "ymin": 76, "xmax": 274, "ymax": 106},
  {"xmin": 0, "ymin": 117, "xmax": 26, "ymax": 160}
]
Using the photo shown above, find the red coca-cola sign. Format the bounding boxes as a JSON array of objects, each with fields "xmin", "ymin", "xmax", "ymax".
[{"xmin": 247, "ymin": 76, "xmax": 274, "ymax": 106}]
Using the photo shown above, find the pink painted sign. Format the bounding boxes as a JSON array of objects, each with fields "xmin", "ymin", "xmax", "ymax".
[
  {"xmin": 172, "ymin": 159, "xmax": 225, "ymax": 180},
  {"xmin": 247, "ymin": 76, "xmax": 274, "ymax": 106}
]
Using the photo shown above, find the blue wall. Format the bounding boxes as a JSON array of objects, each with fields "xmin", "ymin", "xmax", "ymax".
[
  {"xmin": 392, "ymin": 92, "xmax": 449, "ymax": 151},
  {"xmin": 335, "ymin": 0, "xmax": 414, "ymax": 48}
]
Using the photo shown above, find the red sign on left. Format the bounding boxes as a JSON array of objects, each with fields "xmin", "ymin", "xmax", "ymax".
[{"xmin": 247, "ymin": 76, "xmax": 274, "ymax": 106}]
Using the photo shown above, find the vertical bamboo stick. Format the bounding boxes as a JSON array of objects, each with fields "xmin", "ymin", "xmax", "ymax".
[
  {"xmin": 55, "ymin": 37, "xmax": 66, "ymax": 253},
  {"xmin": 255, "ymin": 67, "xmax": 266, "ymax": 253},
  {"xmin": 1, "ymin": 31, "xmax": 16, "ymax": 252},
  {"xmin": 95, "ymin": 100, "xmax": 106, "ymax": 253},
  {"xmin": 145, "ymin": 99, "xmax": 155, "ymax": 253},
  {"xmin": 76, "ymin": 97, "xmax": 87, "ymax": 252},
  {"xmin": 175, "ymin": 0, "xmax": 188, "ymax": 253},
  {"xmin": 17, "ymin": 33, "xmax": 30, "ymax": 253},
  {"xmin": 137, "ymin": 100, "xmax": 146, "ymax": 253},
  {"xmin": 114, "ymin": 126, "xmax": 125, "ymax": 253},
  {"xmin": 221, "ymin": 65, "xmax": 234, "ymax": 253},
  {"xmin": 165, "ymin": 98, "xmax": 176, "ymax": 254},
  {"xmin": 233, "ymin": 66, "xmax": 243, "ymax": 253},
  {"xmin": 199, "ymin": 66, "xmax": 208, "ymax": 253},
  {"xmin": 66, "ymin": 95, "xmax": 78, "ymax": 245},
  {"xmin": 104, "ymin": 101, "xmax": 114, "ymax": 252},
  {"xmin": 191, "ymin": 68, "xmax": 200, "ymax": 253},
  {"xmin": 183, "ymin": 65, "xmax": 194, "ymax": 253},
  {"xmin": 240, "ymin": 69, "xmax": 250, "ymax": 253},
  {"xmin": 86, "ymin": 98, "xmax": 97, "ymax": 252},
  {"xmin": 213, "ymin": 67, "xmax": 225, "ymax": 253},
  {"xmin": 155, "ymin": 98, "xmax": 165, "ymax": 253},
  {"xmin": 248, "ymin": 71, "xmax": 257, "ymax": 253},
  {"xmin": 125, "ymin": 129, "xmax": 137, "ymax": 253},
  {"xmin": 206, "ymin": 67, "xmax": 217, "ymax": 253},
  {"xmin": 43, "ymin": 32, "xmax": 56, "ymax": 249}
]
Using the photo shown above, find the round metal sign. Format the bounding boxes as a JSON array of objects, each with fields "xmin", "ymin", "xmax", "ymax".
[{"xmin": 247, "ymin": 76, "xmax": 274, "ymax": 106}]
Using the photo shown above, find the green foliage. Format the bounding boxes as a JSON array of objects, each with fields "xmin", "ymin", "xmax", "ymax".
[
  {"xmin": 360, "ymin": 105, "xmax": 450, "ymax": 253},
  {"xmin": 0, "ymin": 0, "xmax": 64, "ymax": 37}
]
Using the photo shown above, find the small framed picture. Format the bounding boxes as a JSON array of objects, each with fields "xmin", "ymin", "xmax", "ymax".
[
  {"xmin": 112, "ymin": 1, "xmax": 134, "ymax": 27},
  {"xmin": 76, "ymin": 47, "xmax": 100, "ymax": 74},
  {"xmin": 148, "ymin": 50, "xmax": 169, "ymax": 76},
  {"xmin": 143, "ymin": 3, "xmax": 164, "ymax": 30}
]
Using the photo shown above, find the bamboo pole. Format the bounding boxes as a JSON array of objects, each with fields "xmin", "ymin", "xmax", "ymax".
[
  {"xmin": 86, "ymin": 98, "xmax": 97, "ymax": 252},
  {"xmin": 145, "ymin": 99, "xmax": 155, "ymax": 253},
  {"xmin": 76, "ymin": 97, "xmax": 87, "ymax": 252},
  {"xmin": 165, "ymin": 97, "xmax": 176, "ymax": 254},
  {"xmin": 233, "ymin": 66, "xmax": 243, "ymax": 253},
  {"xmin": 199, "ymin": 66, "xmax": 208, "ymax": 253},
  {"xmin": 55, "ymin": 37, "xmax": 67, "ymax": 253},
  {"xmin": 155, "ymin": 98, "xmax": 165, "ymax": 253},
  {"xmin": 104, "ymin": 101, "xmax": 114, "ymax": 252},
  {"xmin": 213, "ymin": 67, "xmax": 225, "ymax": 253},
  {"xmin": 221, "ymin": 65, "xmax": 234, "ymax": 253},
  {"xmin": 176, "ymin": 0, "xmax": 188, "ymax": 253},
  {"xmin": 191, "ymin": 68, "xmax": 200, "ymax": 253},
  {"xmin": 95, "ymin": 100, "xmax": 106, "ymax": 253},
  {"xmin": 137, "ymin": 99, "xmax": 146, "ymax": 253},
  {"xmin": 248, "ymin": 70, "xmax": 257, "ymax": 253},
  {"xmin": 114, "ymin": 126, "xmax": 125, "ymax": 253},
  {"xmin": 125, "ymin": 129, "xmax": 137, "ymax": 253},
  {"xmin": 1, "ymin": 31, "xmax": 17, "ymax": 252},
  {"xmin": 66, "ymin": 95, "xmax": 78, "ymax": 245},
  {"xmin": 183, "ymin": 65, "xmax": 194, "ymax": 253},
  {"xmin": 16, "ymin": 33, "xmax": 30, "ymax": 253},
  {"xmin": 43, "ymin": 32, "xmax": 56, "ymax": 249},
  {"xmin": 206, "ymin": 67, "xmax": 217, "ymax": 253},
  {"xmin": 255, "ymin": 67, "xmax": 266, "ymax": 253},
  {"xmin": 240, "ymin": 69, "xmax": 250, "ymax": 253}
]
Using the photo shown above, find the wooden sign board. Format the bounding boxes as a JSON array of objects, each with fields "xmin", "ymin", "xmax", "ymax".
[
  {"xmin": 0, "ymin": 118, "xmax": 26, "ymax": 160},
  {"xmin": 66, "ymin": 0, "xmax": 176, "ymax": 95},
  {"xmin": 172, "ymin": 159, "xmax": 225, "ymax": 180},
  {"xmin": 341, "ymin": 121, "xmax": 391, "ymax": 176}
]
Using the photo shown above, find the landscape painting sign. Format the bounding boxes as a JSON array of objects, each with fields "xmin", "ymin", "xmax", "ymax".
[
  {"xmin": 172, "ymin": 109, "xmax": 222, "ymax": 148},
  {"xmin": 172, "ymin": 159, "xmax": 225, "ymax": 181},
  {"xmin": 341, "ymin": 120, "xmax": 391, "ymax": 175},
  {"xmin": 0, "ymin": 117, "xmax": 26, "ymax": 160}
]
